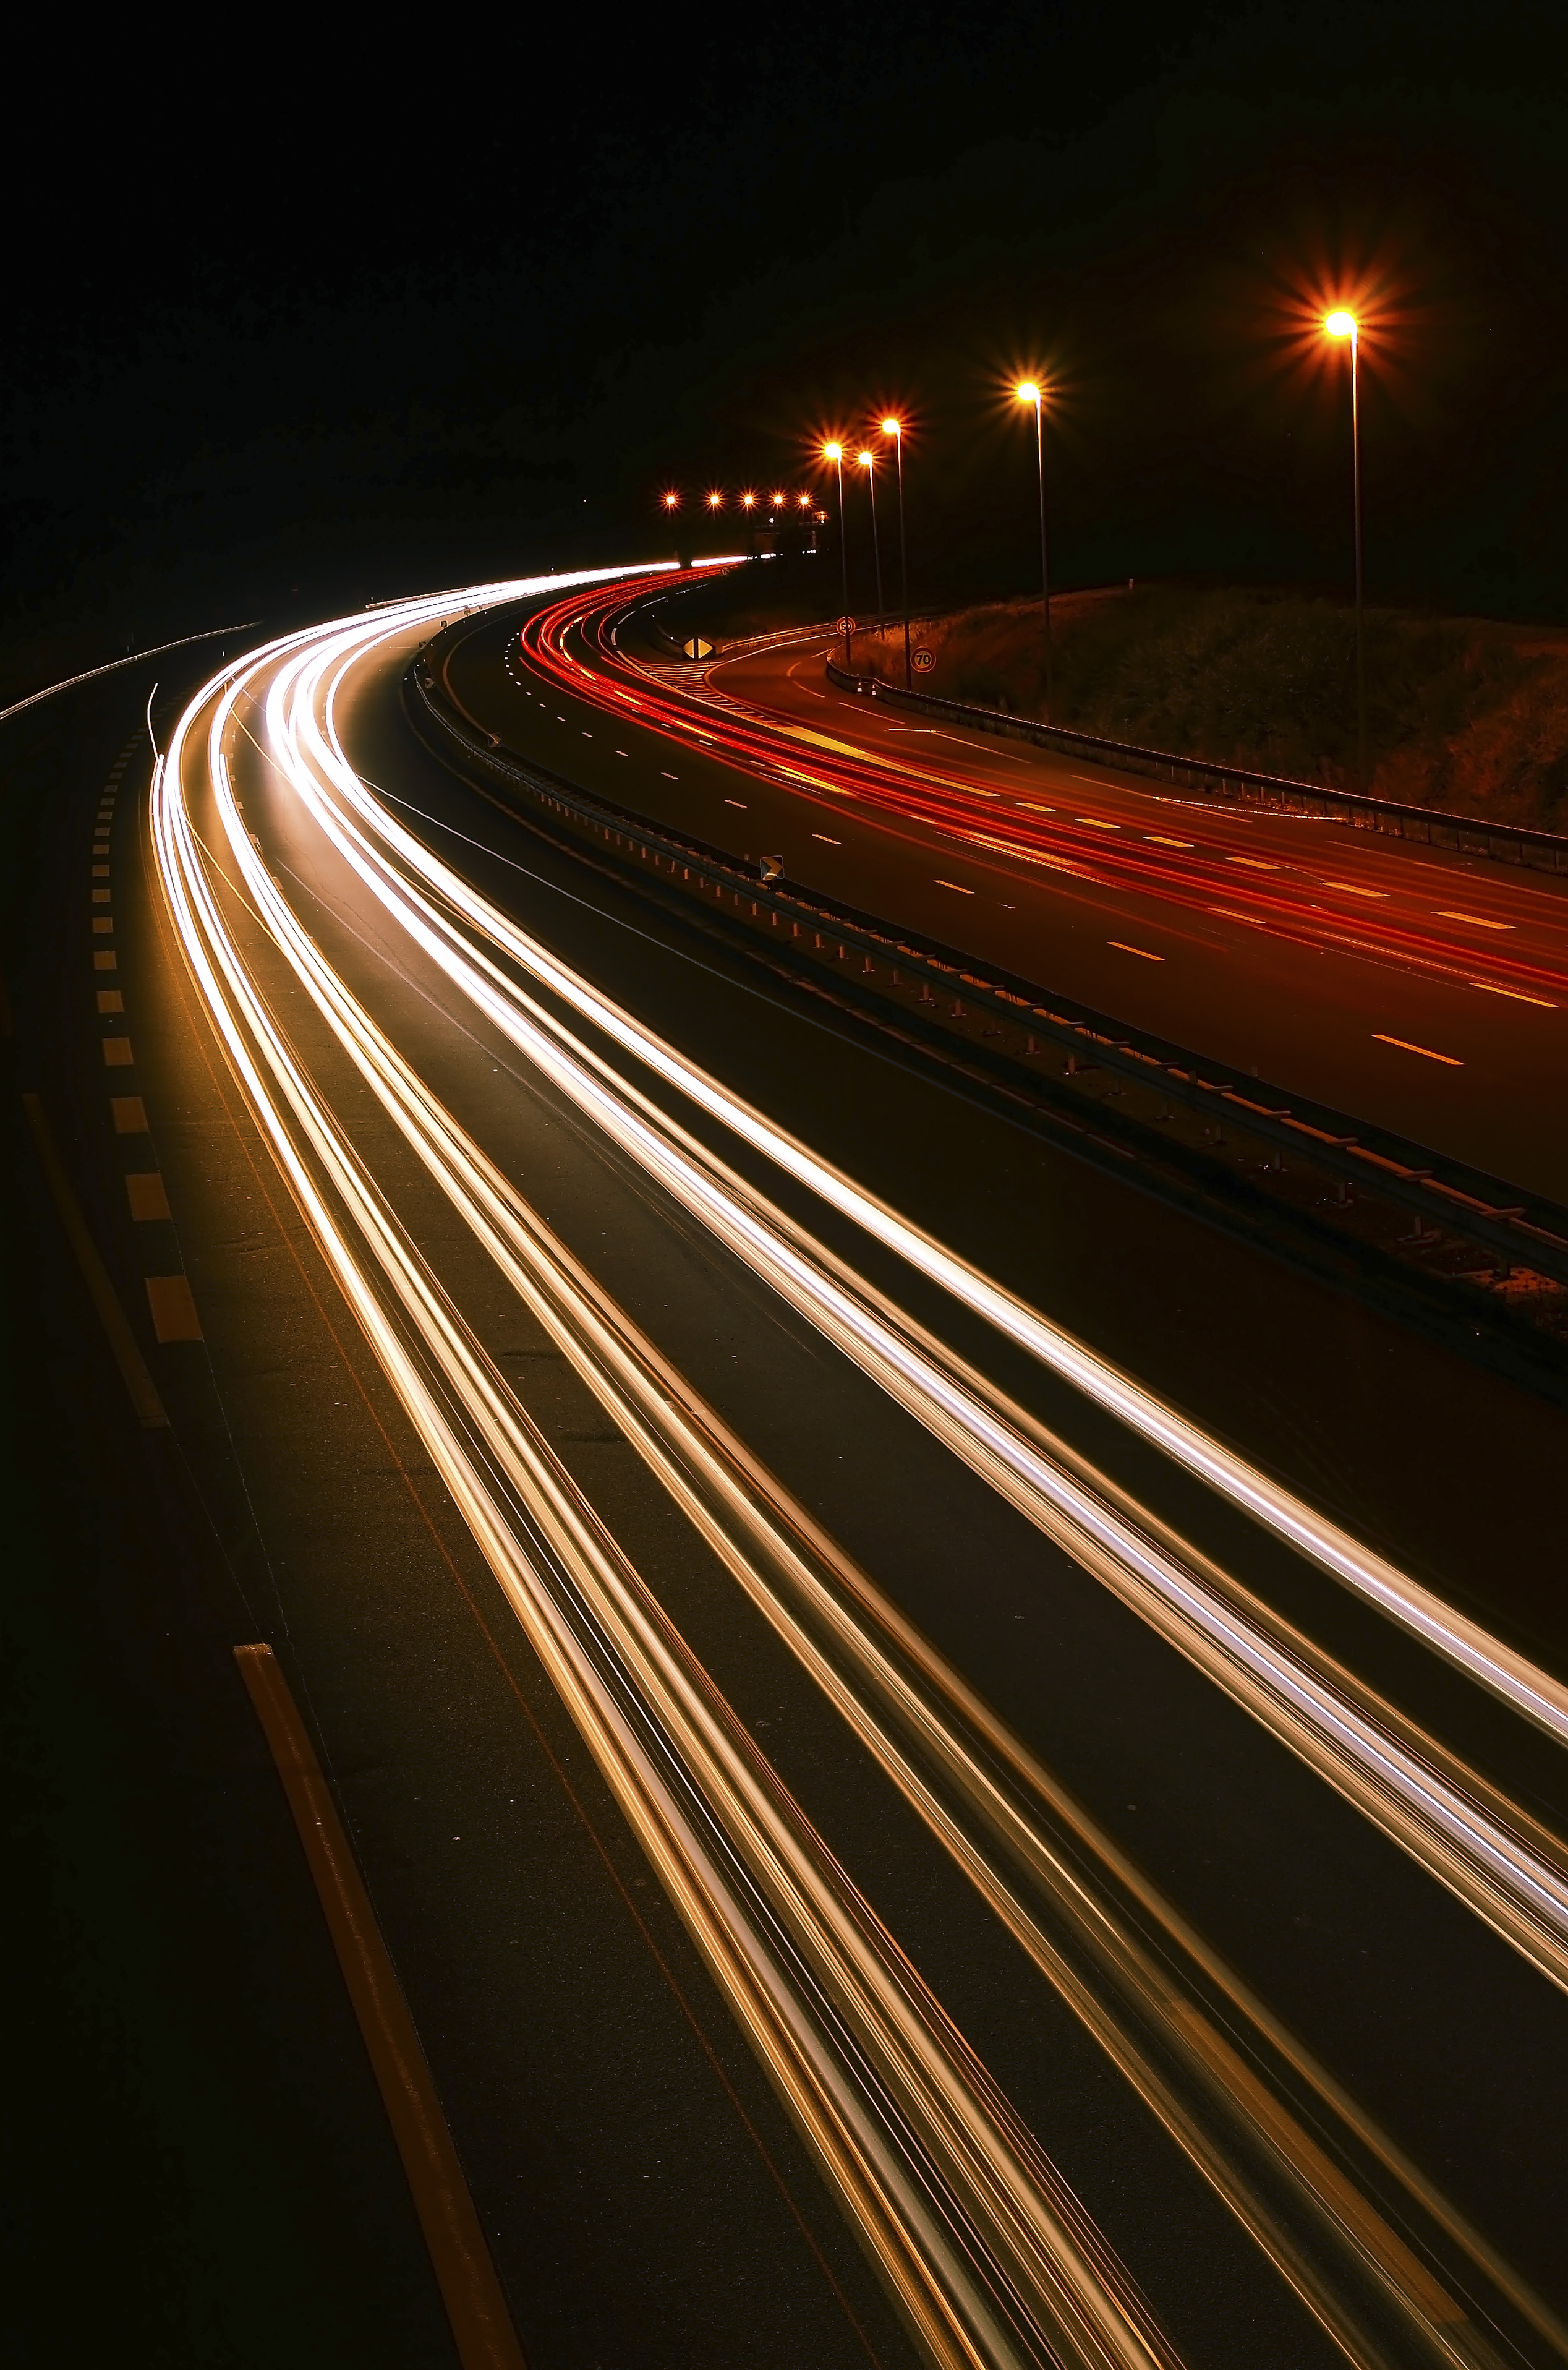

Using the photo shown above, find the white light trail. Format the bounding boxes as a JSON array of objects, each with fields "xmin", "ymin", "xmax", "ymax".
[
  {"xmin": 147, "ymin": 572, "xmax": 1568, "ymax": 2368},
  {"xmin": 152, "ymin": 575, "xmax": 1188, "ymax": 2370}
]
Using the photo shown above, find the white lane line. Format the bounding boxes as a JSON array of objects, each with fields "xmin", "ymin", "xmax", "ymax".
[
  {"xmin": 1107, "ymin": 942, "xmax": 1164, "ymax": 962},
  {"xmin": 933, "ymin": 878, "xmax": 974, "ymax": 894},
  {"xmin": 1372, "ymin": 1033, "xmax": 1464, "ymax": 1066},
  {"xmin": 1469, "ymin": 980, "xmax": 1558, "ymax": 1007},
  {"xmin": 1323, "ymin": 880, "xmax": 1389, "ymax": 897},
  {"xmin": 1440, "ymin": 910, "xmax": 1515, "ymax": 930}
]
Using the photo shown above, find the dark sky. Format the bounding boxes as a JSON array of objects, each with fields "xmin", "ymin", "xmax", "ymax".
[{"xmin": 5, "ymin": 1, "xmax": 1566, "ymax": 633}]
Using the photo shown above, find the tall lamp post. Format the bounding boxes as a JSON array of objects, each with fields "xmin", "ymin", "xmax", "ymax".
[
  {"xmin": 823, "ymin": 443, "xmax": 850, "ymax": 667},
  {"xmin": 1324, "ymin": 310, "xmax": 1366, "ymax": 787},
  {"xmin": 857, "ymin": 449, "xmax": 885, "ymax": 639},
  {"xmin": 1015, "ymin": 381, "xmax": 1052, "ymax": 723},
  {"xmin": 662, "ymin": 490, "xmax": 680, "ymax": 565},
  {"xmin": 882, "ymin": 417, "xmax": 911, "ymax": 688}
]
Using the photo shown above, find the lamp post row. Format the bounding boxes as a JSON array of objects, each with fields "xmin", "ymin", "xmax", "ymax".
[{"xmin": 664, "ymin": 314, "xmax": 1368, "ymax": 776}]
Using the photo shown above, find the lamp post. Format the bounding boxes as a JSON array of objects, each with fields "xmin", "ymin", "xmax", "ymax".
[
  {"xmin": 857, "ymin": 450, "xmax": 885, "ymax": 646},
  {"xmin": 824, "ymin": 443, "xmax": 850, "ymax": 667},
  {"xmin": 1325, "ymin": 310, "xmax": 1366, "ymax": 787},
  {"xmin": 662, "ymin": 490, "xmax": 680, "ymax": 565},
  {"xmin": 882, "ymin": 418, "xmax": 911, "ymax": 688},
  {"xmin": 1015, "ymin": 381, "xmax": 1052, "ymax": 723}
]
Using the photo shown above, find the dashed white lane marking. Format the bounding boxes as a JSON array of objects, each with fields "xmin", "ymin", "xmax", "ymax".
[
  {"xmin": 146, "ymin": 1275, "xmax": 203, "ymax": 1341},
  {"xmin": 102, "ymin": 1037, "xmax": 134, "ymax": 1067},
  {"xmin": 1469, "ymin": 980, "xmax": 1558, "ymax": 1007},
  {"xmin": 1440, "ymin": 910, "xmax": 1515, "ymax": 930},
  {"xmin": 126, "ymin": 1173, "xmax": 171, "ymax": 1221},
  {"xmin": 934, "ymin": 878, "xmax": 974, "ymax": 894},
  {"xmin": 1323, "ymin": 879, "xmax": 1389, "ymax": 897},
  {"xmin": 1372, "ymin": 1033, "xmax": 1464, "ymax": 1066},
  {"xmin": 1108, "ymin": 941, "xmax": 1165, "ymax": 962}
]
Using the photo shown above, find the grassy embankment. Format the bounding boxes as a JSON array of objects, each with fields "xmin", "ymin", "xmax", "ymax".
[{"xmin": 847, "ymin": 586, "xmax": 1568, "ymax": 834}]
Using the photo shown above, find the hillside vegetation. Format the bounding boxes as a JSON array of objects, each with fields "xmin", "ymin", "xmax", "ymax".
[{"xmin": 853, "ymin": 587, "xmax": 1568, "ymax": 832}]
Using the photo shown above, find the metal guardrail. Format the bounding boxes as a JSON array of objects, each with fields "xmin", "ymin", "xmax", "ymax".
[
  {"xmin": 824, "ymin": 659, "xmax": 1568, "ymax": 879},
  {"xmin": 407, "ymin": 654, "xmax": 1568, "ymax": 1302}
]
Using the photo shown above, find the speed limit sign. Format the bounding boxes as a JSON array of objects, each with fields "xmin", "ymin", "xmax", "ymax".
[
  {"xmin": 835, "ymin": 615, "xmax": 857, "ymax": 635},
  {"xmin": 911, "ymin": 646, "xmax": 935, "ymax": 673}
]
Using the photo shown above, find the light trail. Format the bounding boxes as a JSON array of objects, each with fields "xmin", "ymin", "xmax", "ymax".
[
  {"xmin": 151, "ymin": 577, "xmax": 1568, "ymax": 2369},
  {"xmin": 518, "ymin": 583, "xmax": 1568, "ymax": 1009},
  {"xmin": 153, "ymin": 584, "xmax": 1191, "ymax": 2370},
  {"xmin": 260, "ymin": 590, "xmax": 1568, "ymax": 2001}
]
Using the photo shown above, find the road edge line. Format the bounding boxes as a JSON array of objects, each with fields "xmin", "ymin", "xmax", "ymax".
[
  {"xmin": 21, "ymin": 1090, "xmax": 169, "ymax": 1429},
  {"xmin": 231, "ymin": 1643, "xmax": 528, "ymax": 2370}
]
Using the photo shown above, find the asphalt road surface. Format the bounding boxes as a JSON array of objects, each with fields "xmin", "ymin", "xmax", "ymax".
[{"xmin": 9, "ymin": 572, "xmax": 1568, "ymax": 2370}]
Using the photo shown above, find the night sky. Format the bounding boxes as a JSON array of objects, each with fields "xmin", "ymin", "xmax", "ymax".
[{"xmin": 5, "ymin": 1, "xmax": 1566, "ymax": 644}]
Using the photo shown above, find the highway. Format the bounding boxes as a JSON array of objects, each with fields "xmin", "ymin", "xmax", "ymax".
[
  {"xmin": 15, "ymin": 568, "xmax": 1568, "ymax": 2369},
  {"xmin": 448, "ymin": 581, "xmax": 1568, "ymax": 1204}
]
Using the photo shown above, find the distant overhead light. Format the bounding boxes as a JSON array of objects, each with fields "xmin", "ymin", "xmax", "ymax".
[
  {"xmin": 741, "ymin": 492, "xmax": 756, "ymax": 508},
  {"xmin": 822, "ymin": 442, "xmax": 843, "ymax": 462},
  {"xmin": 1324, "ymin": 309, "xmax": 1357, "ymax": 338},
  {"xmin": 1015, "ymin": 380, "xmax": 1041, "ymax": 405},
  {"xmin": 707, "ymin": 491, "xmax": 722, "ymax": 508},
  {"xmin": 856, "ymin": 449, "xmax": 873, "ymax": 466},
  {"xmin": 881, "ymin": 417, "xmax": 901, "ymax": 436},
  {"xmin": 662, "ymin": 492, "xmax": 679, "ymax": 509}
]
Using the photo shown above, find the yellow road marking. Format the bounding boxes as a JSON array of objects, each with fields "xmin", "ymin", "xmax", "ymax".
[
  {"xmin": 93, "ymin": 951, "xmax": 117, "ymax": 970},
  {"xmin": 1323, "ymin": 880, "xmax": 1388, "ymax": 897},
  {"xmin": 1469, "ymin": 980, "xmax": 1558, "ymax": 1007},
  {"xmin": 110, "ymin": 1096, "xmax": 148, "ymax": 1132},
  {"xmin": 1075, "ymin": 816, "xmax": 1120, "ymax": 829},
  {"xmin": 1439, "ymin": 909, "xmax": 1514, "ymax": 930},
  {"xmin": 1108, "ymin": 941, "xmax": 1165, "ymax": 962},
  {"xmin": 232, "ymin": 1644, "xmax": 529, "ymax": 2370},
  {"xmin": 1227, "ymin": 855, "xmax": 1282, "ymax": 870},
  {"xmin": 1372, "ymin": 1033, "xmax": 1463, "ymax": 1066},
  {"xmin": 102, "ymin": 1037, "xmax": 134, "ymax": 1066},
  {"xmin": 96, "ymin": 990, "xmax": 124, "ymax": 1014},
  {"xmin": 1146, "ymin": 835, "xmax": 1193, "ymax": 847}
]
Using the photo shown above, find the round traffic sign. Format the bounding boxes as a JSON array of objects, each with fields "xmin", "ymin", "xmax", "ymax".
[
  {"xmin": 911, "ymin": 646, "xmax": 935, "ymax": 673},
  {"xmin": 834, "ymin": 615, "xmax": 857, "ymax": 635}
]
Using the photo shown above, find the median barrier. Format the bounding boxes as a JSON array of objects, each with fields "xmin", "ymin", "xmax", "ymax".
[{"xmin": 824, "ymin": 660, "xmax": 1568, "ymax": 879}]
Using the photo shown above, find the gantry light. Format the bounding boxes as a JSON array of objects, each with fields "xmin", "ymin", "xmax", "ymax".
[
  {"xmin": 1324, "ymin": 310, "xmax": 1357, "ymax": 340},
  {"xmin": 742, "ymin": 492, "xmax": 757, "ymax": 509},
  {"xmin": 881, "ymin": 417, "xmax": 901, "ymax": 437},
  {"xmin": 663, "ymin": 492, "xmax": 680, "ymax": 510},
  {"xmin": 857, "ymin": 449, "xmax": 874, "ymax": 468},
  {"xmin": 707, "ymin": 491, "xmax": 723, "ymax": 509},
  {"xmin": 822, "ymin": 441, "xmax": 843, "ymax": 463}
]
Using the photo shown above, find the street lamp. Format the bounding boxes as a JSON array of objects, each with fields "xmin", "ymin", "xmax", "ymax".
[
  {"xmin": 882, "ymin": 417, "xmax": 911, "ymax": 689},
  {"xmin": 823, "ymin": 442, "xmax": 851, "ymax": 667},
  {"xmin": 857, "ymin": 450, "xmax": 885, "ymax": 637},
  {"xmin": 1015, "ymin": 381, "xmax": 1052, "ymax": 723},
  {"xmin": 707, "ymin": 490, "xmax": 723, "ymax": 511},
  {"xmin": 1325, "ymin": 309, "xmax": 1366, "ymax": 787}
]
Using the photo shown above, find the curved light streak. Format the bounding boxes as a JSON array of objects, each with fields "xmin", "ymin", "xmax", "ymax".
[{"xmin": 153, "ymin": 584, "xmax": 1188, "ymax": 2370}]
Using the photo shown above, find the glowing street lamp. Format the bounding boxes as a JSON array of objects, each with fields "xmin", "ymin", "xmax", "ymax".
[
  {"xmin": 662, "ymin": 491, "xmax": 680, "ymax": 511},
  {"xmin": 1015, "ymin": 381, "xmax": 1053, "ymax": 722},
  {"xmin": 882, "ymin": 417, "xmax": 912, "ymax": 690},
  {"xmin": 1324, "ymin": 309, "xmax": 1367, "ymax": 785},
  {"xmin": 857, "ymin": 448, "xmax": 885, "ymax": 630},
  {"xmin": 741, "ymin": 492, "xmax": 757, "ymax": 510},
  {"xmin": 707, "ymin": 490, "xmax": 723, "ymax": 512},
  {"xmin": 823, "ymin": 442, "xmax": 851, "ymax": 666}
]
